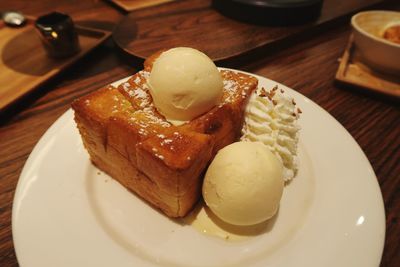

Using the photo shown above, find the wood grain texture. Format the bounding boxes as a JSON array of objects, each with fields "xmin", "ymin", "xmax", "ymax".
[
  {"xmin": 108, "ymin": 0, "xmax": 176, "ymax": 12},
  {"xmin": 0, "ymin": 21, "xmax": 111, "ymax": 111},
  {"xmin": 113, "ymin": 0, "xmax": 384, "ymax": 61},
  {"xmin": 1, "ymin": 1, "xmax": 399, "ymax": 267}
]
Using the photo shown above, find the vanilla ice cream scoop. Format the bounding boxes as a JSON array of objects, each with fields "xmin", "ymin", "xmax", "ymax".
[
  {"xmin": 148, "ymin": 47, "xmax": 223, "ymax": 125},
  {"xmin": 202, "ymin": 142, "xmax": 284, "ymax": 226}
]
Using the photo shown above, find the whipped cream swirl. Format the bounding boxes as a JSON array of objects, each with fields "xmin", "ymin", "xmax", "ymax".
[{"xmin": 241, "ymin": 86, "xmax": 301, "ymax": 182}]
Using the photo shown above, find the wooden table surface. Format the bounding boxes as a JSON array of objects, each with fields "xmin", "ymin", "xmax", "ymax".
[{"xmin": 0, "ymin": 1, "xmax": 399, "ymax": 266}]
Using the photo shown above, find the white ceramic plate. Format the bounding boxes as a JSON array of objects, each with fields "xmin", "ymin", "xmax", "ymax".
[{"xmin": 12, "ymin": 69, "xmax": 385, "ymax": 267}]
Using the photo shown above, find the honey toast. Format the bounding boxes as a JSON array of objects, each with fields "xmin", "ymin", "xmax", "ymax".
[{"xmin": 72, "ymin": 53, "xmax": 258, "ymax": 217}]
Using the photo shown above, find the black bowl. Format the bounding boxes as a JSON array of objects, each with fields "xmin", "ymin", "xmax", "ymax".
[{"xmin": 212, "ymin": 0, "xmax": 324, "ymax": 26}]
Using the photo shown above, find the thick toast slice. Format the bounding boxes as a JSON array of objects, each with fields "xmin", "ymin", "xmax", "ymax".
[{"xmin": 72, "ymin": 57, "xmax": 257, "ymax": 217}]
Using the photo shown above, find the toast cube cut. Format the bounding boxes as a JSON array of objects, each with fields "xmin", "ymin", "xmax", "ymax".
[
  {"xmin": 72, "ymin": 85, "xmax": 134, "ymax": 159},
  {"xmin": 137, "ymin": 130, "xmax": 214, "ymax": 216}
]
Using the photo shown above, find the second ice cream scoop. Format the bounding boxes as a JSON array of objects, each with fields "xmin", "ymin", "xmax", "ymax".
[{"xmin": 202, "ymin": 142, "xmax": 284, "ymax": 226}]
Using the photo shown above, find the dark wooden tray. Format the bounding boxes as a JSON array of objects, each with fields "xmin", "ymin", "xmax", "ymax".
[
  {"xmin": 113, "ymin": 0, "xmax": 384, "ymax": 62},
  {"xmin": 336, "ymin": 35, "xmax": 400, "ymax": 98},
  {"xmin": 0, "ymin": 19, "xmax": 111, "ymax": 111}
]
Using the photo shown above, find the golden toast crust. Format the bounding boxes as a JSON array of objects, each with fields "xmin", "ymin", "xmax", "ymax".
[{"xmin": 72, "ymin": 58, "xmax": 257, "ymax": 217}]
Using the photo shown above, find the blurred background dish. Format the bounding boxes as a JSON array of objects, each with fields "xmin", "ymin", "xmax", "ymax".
[
  {"xmin": 212, "ymin": 0, "xmax": 323, "ymax": 26},
  {"xmin": 351, "ymin": 10, "xmax": 400, "ymax": 75},
  {"xmin": 2, "ymin": 11, "xmax": 26, "ymax": 27}
]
